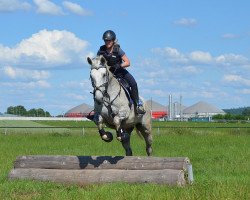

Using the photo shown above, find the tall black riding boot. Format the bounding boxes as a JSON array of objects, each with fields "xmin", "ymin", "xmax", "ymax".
[{"xmin": 130, "ymin": 84, "xmax": 146, "ymax": 115}]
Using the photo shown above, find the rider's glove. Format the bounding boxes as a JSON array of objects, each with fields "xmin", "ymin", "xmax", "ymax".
[{"xmin": 113, "ymin": 63, "xmax": 121, "ymax": 70}]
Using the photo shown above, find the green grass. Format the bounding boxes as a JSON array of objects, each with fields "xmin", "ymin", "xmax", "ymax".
[{"xmin": 0, "ymin": 121, "xmax": 249, "ymax": 199}]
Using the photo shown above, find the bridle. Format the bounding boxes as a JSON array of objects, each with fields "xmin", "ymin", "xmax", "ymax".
[
  {"xmin": 90, "ymin": 65, "xmax": 109, "ymax": 97},
  {"xmin": 90, "ymin": 63, "xmax": 121, "ymax": 107}
]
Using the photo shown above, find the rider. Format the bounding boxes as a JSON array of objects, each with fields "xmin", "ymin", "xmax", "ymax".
[{"xmin": 97, "ymin": 30, "xmax": 145, "ymax": 115}]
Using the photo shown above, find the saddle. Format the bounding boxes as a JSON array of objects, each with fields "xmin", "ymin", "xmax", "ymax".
[{"xmin": 117, "ymin": 77, "xmax": 133, "ymax": 107}]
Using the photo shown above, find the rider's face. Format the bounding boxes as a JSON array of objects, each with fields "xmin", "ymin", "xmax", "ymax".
[{"xmin": 104, "ymin": 40, "xmax": 114, "ymax": 49}]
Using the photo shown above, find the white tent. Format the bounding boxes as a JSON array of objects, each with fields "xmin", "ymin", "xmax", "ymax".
[
  {"xmin": 65, "ymin": 103, "xmax": 93, "ymax": 117},
  {"xmin": 183, "ymin": 101, "xmax": 225, "ymax": 119}
]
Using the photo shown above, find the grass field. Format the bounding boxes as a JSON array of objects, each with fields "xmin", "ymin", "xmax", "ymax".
[{"xmin": 0, "ymin": 120, "xmax": 249, "ymax": 199}]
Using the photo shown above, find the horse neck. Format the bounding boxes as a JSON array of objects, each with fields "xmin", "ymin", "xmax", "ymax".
[{"xmin": 107, "ymin": 71, "xmax": 121, "ymax": 96}]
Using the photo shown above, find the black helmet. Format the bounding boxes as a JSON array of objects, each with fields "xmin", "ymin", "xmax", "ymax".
[{"xmin": 102, "ymin": 30, "xmax": 116, "ymax": 41}]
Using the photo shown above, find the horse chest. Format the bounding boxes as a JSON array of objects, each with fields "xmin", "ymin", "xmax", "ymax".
[{"xmin": 99, "ymin": 105, "xmax": 130, "ymax": 122}]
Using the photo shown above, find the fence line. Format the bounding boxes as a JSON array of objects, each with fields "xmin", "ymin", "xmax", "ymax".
[
  {"xmin": 0, "ymin": 117, "xmax": 89, "ymax": 121},
  {"xmin": 1, "ymin": 126, "xmax": 249, "ymax": 136},
  {"xmin": 0, "ymin": 126, "xmax": 249, "ymax": 129}
]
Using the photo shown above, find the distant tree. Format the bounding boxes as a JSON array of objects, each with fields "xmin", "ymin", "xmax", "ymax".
[
  {"xmin": 45, "ymin": 111, "xmax": 51, "ymax": 117},
  {"xmin": 242, "ymin": 108, "xmax": 250, "ymax": 116},
  {"xmin": 224, "ymin": 113, "xmax": 232, "ymax": 120},
  {"xmin": 37, "ymin": 108, "xmax": 45, "ymax": 117},
  {"xmin": 27, "ymin": 108, "xmax": 37, "ymax": 117},
  {"xmin": 6, "ymin": 105, "xmax": 51, "ymax": 117},
  {"xmin": 234, "ymin": 114, "xmax": 245, "ymax": 120},
  {"xmin": 7, "ymin": 105, "xmax": 26, "ymax": 116},
  {"xmin": 212, "ymin": 114, "xmax": 224, "ymax": 120},
  {"xmin": 16, "ymin": 105, "xmax": 27, "ymax": 116},
  {"xmin": 7, "ymin": 106, "xmax": 15, "ymax": 115}
]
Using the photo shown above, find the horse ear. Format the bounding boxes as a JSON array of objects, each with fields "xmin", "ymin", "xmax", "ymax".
[
  {"xmin": 100, "ymin": 56, "xmax": 106, "ymax": 65},
  {"xmin": 87, "ymin": 57, "xmax": 92, "ymax": 65}
]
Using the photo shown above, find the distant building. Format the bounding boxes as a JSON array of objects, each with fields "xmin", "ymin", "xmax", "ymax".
[
  {"xmin": 66, "ymin": 100, "xmax": 168, "ymax": 120},
  {"xmin": 182, "ymin": 101, "xmax": 225, "ymax": 121},
  {"xmin": 145, "ymin": 100, "xmax": 167, "ymax": 119},
  {"xmin": 64, "ymin": 103, "xmax": 94, "ymax": 118}
]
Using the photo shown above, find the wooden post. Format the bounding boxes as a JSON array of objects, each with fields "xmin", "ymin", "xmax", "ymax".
[
  {"xmin": 13, "ymin": 155, "xmax": 190, "ymax": 171},
  {"xmin": 9, "ymin": 168, "xmax": 186, "ymax": 186}
]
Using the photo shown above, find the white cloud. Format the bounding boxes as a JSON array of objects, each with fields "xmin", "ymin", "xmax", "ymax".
[
  {"xmin": 152, "ymin": 47, "xmax": 187, "ymax": 63},
  {"xmin": 146, "ymin": 70, "xmax": 167, "ymax": 78},
  {"xmin": 215, "ymin": 54, "xmax": 248, "ymax": 66},
  {"xmin": 152, "ymin": 46, "xmax": 250, "ymax": 68},
  {"xmin": 0, "ymin": 29, "xmax": 92, "ymax": 69},
  {"xmin": 65, "ymin": 93, "xmax": 85, "ymax": 100},
  {"xmin": 152, "ymin": 47, "xmax": 212, "ymax": 64},
  {"xmin": 223, "ymin": 74, "xmax": 250, "ymax": 86},
  {"xmin": 33, "ymin": 0, "xmax": 64, "ymax": 15},
  {"xmin": 60, "ymin": 80, "xmax": 92, "ymax": 90},
  {"xmin": 143, "ymin": 89, "xmax": 167, "ymax": 97},
  {"xmin": 181, "ymin": 66, "xmax": 201, "ymax": 74},
  {"xmin": 189, "ymin": 51, "xmax": 213, "ymax": 63},
  {"xmin": 240, "ymin": 89, "xmax": 250, "ymax": 94},
  {"xmin": 137, "ymin": 46, "xmax": 250, "ymax": 108},
  {"xmin": 62, "ymin": 1, "xmax": 92, "ymax": 16},
  {"xmin": 159, "ymin": 47, "xmax": 181, "ymax": 58},
  {"xmin": 199, "ymin": 91, "xmax": 214, "ymax": 98},
  {"xmin": 0, "ymin": 0, "xmax": 31, "ymax": 12},
  {"xmin": 3, "ymin": 66, "xmax": 50, "ymax": 80},
  {"xmin": 222, "ymin": 33, "xmax": 239, "ymax": 39},
  {"xmin": 1, "ymin": 80, "xmax": 50, "ymax": 89},
  {"xmin": 174, "ymin": 18, "xmax": 197, "ymax": 27}
]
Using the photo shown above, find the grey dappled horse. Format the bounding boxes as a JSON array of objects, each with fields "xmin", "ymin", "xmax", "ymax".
[{"xmin": 87, "ymin": 55, "xmax": 152, "ymax": 156}]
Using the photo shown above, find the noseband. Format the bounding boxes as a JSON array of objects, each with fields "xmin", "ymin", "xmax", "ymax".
[{"xmin": 90, "ymin": 64, "xmax": 110, "ymax": 104}]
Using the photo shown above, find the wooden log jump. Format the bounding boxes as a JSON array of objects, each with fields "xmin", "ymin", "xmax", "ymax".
[{"xmin": 9, "ymin": 155, "xmax": 194, "ymax": 186}]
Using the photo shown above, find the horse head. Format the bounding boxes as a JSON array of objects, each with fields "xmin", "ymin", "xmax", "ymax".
[{"xmin": 87, "ymin": 56, "xmax": 111, "ymax": 104}]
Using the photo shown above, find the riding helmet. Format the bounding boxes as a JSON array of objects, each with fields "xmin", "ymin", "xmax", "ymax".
[{"xmin": 102, "ymin": 30, "xmax": 116, "ymax": 41}]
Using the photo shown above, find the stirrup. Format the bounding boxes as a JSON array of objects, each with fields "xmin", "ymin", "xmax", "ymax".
[
  {"xmin": 86, "ymin": 114, "xmax": 95, "ymax": 121},
  {"xmin": 136, "ymin": 105, "xmax": 146, "ymax": 115}
]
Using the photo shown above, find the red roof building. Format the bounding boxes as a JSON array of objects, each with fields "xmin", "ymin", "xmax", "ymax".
[{"xmin": 145, "ymin": 100, "xmax": 168, "ymax": 119}]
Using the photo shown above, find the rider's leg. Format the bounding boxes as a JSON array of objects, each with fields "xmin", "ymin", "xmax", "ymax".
[{"xmin": 121, "ymin": 70, "xmax": 145, "ymax": 114}]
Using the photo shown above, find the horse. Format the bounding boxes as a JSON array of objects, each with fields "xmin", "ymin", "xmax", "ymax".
[{"xmin": 87, "ymin": 55, "xmax": 152, "ymax": 156}]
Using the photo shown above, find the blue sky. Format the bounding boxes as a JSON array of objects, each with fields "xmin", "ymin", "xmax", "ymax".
[{"xmin": 0, "ymin": 0, "xmax": 250, "ymax": 115}]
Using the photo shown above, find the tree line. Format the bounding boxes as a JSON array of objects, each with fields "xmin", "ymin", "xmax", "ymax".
[
  {"xmin": 214, "ymin": 107, "xmax": 250, "ymax": 121},
  {"xmin": 6, "ymin": 105, "xmax": 51, "ymax": 117}
]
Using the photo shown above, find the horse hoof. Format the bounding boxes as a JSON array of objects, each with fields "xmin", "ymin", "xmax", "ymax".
[
  {"xmin": 102, "ymin": 135, "xmax": 108, "ymax": 140},
  {"xmin": 101, "ymin": 132, "xmax": 113, "ymax": 142}
]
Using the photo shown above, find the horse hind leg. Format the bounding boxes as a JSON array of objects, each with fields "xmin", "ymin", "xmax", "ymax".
[{"xmin": 136, "ymin": 123, "xmax": 153, "ymax": 156}]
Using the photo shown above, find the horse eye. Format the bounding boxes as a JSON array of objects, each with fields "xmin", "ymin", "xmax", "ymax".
[{"xmin": 102, "ymin": 74, "xmax": 106, "ymax": 78}]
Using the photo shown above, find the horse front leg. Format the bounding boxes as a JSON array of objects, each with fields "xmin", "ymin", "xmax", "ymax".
[
  {"xmin": 113, "ymin": 116, "xmax": 124, "ymax": 141},
  {"xmin": 96, "ymin": 115, "xmax": 113, "ymax": 142}
]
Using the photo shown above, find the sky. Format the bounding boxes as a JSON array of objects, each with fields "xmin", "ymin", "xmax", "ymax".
[{"xmin": 0, "ymin": 0, "xmax": 250, "ymax": 116}]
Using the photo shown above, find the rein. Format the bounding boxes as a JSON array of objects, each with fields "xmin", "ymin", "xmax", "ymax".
[
  {"xmin": 90, "ymin": 64, "xmax": 122, "ymax": 109},
  {"xmin": 90, "ymin": 65, "xmax": 108, "ymax": 95}
]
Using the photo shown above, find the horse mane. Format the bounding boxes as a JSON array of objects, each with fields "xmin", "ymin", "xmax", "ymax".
[{"xmin": 96, "ymin": 55, "xmax": 117, "ymax": 83}]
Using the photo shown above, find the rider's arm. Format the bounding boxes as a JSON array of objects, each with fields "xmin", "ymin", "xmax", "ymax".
[{"xmin": 121, "ymin": 54, "xmax": 130, "ymax": 68}]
